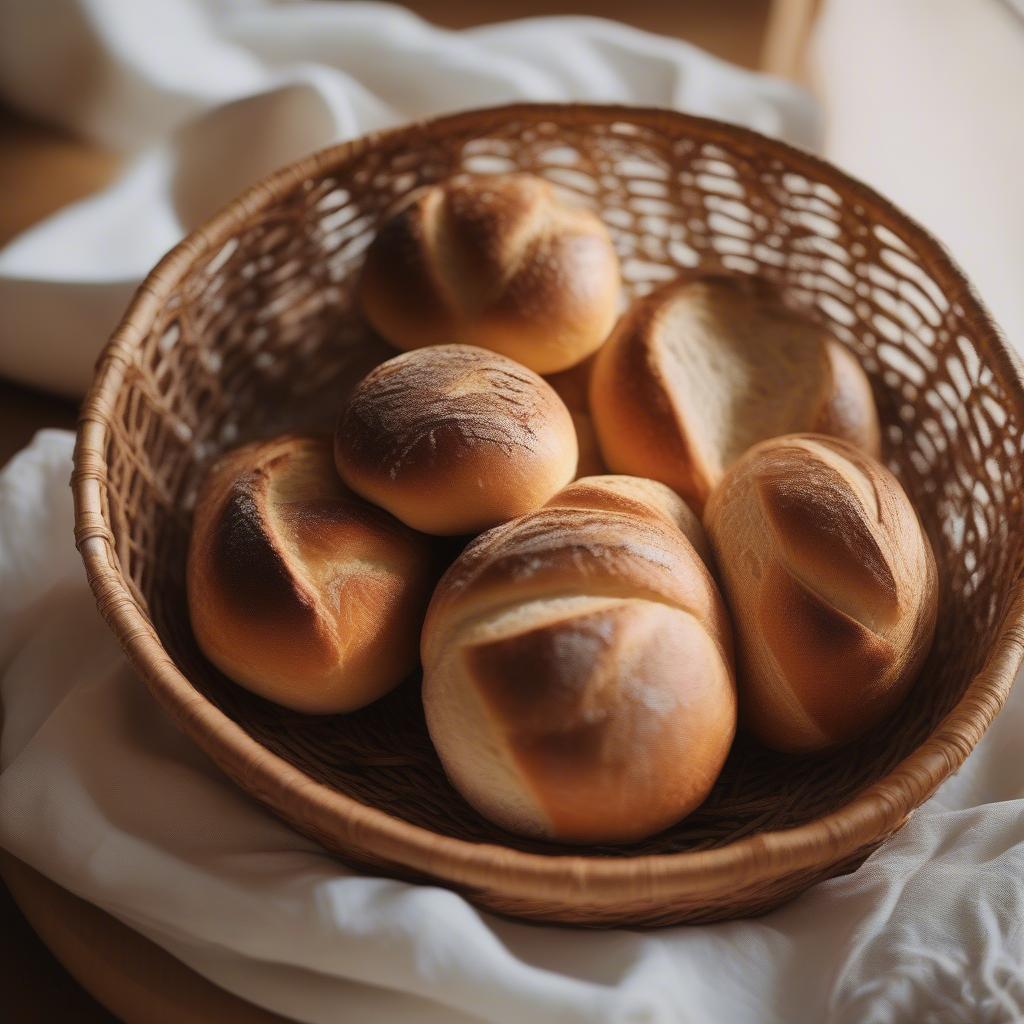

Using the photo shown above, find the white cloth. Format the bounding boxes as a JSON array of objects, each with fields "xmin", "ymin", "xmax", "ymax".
[
  {"xmin": 2, "ymin": 432, "xmax": 1023, "ymax": 1024},
  {"xmin": 2, "ymin": 2, "xmax": 1023, "ymax": 1023},
  {"xmin": 0, "ymin": 0, "xmax": 817, "ymax": 397}
]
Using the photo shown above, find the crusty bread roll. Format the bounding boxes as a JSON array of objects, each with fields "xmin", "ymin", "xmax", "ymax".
[
  {"xmin": 705, "ymin": 434, "xmax": 937, "ymax": 753},
  {"xmin": 422, "ymin": 475, "xmax": 735, "ymax": 844},
  {"xmin": 545, "ymin": 356, "xmax": 607, "ymax": 479},
  {"xmin": 187, "ymin": 435, "xmax": 437, "ymax": 714},
  {"xmin": 334, "ymin": 344, "xmax": 577, "ymax": 536},
  {"xmin": 590, "ymin": 275, "xmax": 881, "ymax": 511},
  {"xmin": 546, "ymin": 474, "xmax": 712, "ymax": 565},
  {"xmin": 358, "ymin": 173, "xmax": 621, "ymax": 374}
]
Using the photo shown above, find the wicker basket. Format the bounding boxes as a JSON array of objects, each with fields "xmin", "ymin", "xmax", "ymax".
[{"xmin": 73, "ymin": 104, "xmax": 1024, "ymax": 928}]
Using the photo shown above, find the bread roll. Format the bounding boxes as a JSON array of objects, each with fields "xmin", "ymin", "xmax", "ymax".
[
  {"xmin": 546, "ymin": 475, "xmax": 712, "ymax": 565},
  {"xmin": 705, "ymin": 434, "xmax": 937, "ymax": 752},
  {"xmin": 545, "ymin": 357, "xmax": 606, "ymax": 479},
  {"xmin": 187, "ymin": 435, "xmax": 437, "ymax": 714},
  {"xmin": 358, "ymin": 174, "xmax": 621, "ymax": 374},
  {"xmin": 422, "ymin": 475, "xmax": 735, "ymax": 844},
  {"xmin": 590, "ymin": 274, "xmax": 881, "ymax": 511},
  {"xmin": 334, "ymin": 344, "xmax": 577, "ymax": 536}
]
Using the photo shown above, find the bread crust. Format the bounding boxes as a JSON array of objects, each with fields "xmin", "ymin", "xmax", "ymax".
[
  {"xmin": 590, "ymin": 275, "xmax": 881, "ymax": 511},
  {"xmin": 422, "ymin": 475, "xmax": 736, "ymax": 843},
  {"xmin": 546, "ymin": 474, "xmax": 711, "ymax": 564},
  {"xmin": 335, "ymin": 344, "xmax": 577, "ymax": 535},
  {"xmin": 188, "ymin": 435, "xmax": 437, "ymax": 713},
  {"xmin": 545, "ymin": 356, "xmax": 607, "ymax": 478},
  {"xmin": 358, "ymin": 174, "xmax": 621, "ymax": 374},
  {"xmin": 705, "ymin": 434, "xmax": 938, "ymax": 752}
]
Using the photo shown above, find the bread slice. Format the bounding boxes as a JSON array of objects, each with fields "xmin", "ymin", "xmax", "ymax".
[{"xmin": 590, "ymin": 275, "xmax": 880, "ymax": 511}]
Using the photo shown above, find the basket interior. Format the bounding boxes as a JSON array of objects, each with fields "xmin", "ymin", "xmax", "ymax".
[{"xmin": 99, "ymin": 108, "xmax": 1024, "ymax": 858}]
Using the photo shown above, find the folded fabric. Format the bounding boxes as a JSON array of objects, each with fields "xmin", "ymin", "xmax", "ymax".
[
  {"xmin": 1, "ymin": 432, "xmax": 1023, "ymax": 1023},
  {"xmin": 0, "ymin": 0, "xmax": 818, "ymax": 397}
]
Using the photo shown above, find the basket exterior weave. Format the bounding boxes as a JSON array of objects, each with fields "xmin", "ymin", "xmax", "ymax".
[{"xmin": 73, "ymin": 104, "xmax": 1024, "ymax": 927}]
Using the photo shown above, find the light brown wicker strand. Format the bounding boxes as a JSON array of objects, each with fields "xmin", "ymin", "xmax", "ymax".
[{"xmin": 72, "ymin": 104, "xmax": 1024, "ymax": 927}]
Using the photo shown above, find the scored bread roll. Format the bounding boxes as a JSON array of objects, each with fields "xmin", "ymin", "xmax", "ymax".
[
  {"xmin": 358, "ymin": 173, "xmax": 621, "ymax": 374},
  {"xmin": 546, "ymin": 474, "xmax": 712, "ymax": 565},
  {"xmin": 422, "ymin": 475, "xmax": 735, "ymax": 844},
  {"xmin": 334, "ymin": 344, "xmax": 577, "ymax": 535},
  {"xmin": 187, "ymin": 435, "xmax": 437, "ymax": 714},
  {"xmin": 705, "ymin": 434, "xmax": 937, "ymax": 753},
  {"xmin": 590, "ymin": 274, "xmax": 881, "ymax": 511}
]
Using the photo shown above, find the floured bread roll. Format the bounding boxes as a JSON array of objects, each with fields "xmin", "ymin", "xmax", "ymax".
[
  {"xmin": 358, "ymin": 173, "xmax": 621, "ymax": 374},
  {"xmin": 705, "ymin": 434, "xmax": 937, "ymax": 752},
  {"xmin": 590, "ymin": 275, "xmax": 881, "ymax": 511},
  {"xmin": 334, "ymin": 344, "xmax": 577, "ymax": 535},
  {"xmin": 422, "ymin": 475, "xmax": 735, "ymax": 844},
  {"xmin": 187, "ymin": 435, "xmax": 437, "ymax": 713}
]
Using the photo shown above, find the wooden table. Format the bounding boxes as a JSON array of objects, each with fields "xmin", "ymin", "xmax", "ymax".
[
  {"xmin": 1, "ymin": 3, "xmax": 806, "ymax": 1019},
  {"xmin": 0, "ymin": 108, "xmax": 109, "ymax": 463}
]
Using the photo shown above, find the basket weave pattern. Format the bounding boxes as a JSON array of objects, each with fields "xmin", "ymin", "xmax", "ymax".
[{"xmin": 74, "ymin": 105, "xmax": 1024, "ymax": 926}]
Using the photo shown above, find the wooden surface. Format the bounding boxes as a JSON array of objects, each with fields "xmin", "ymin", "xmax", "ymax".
[
  {"xmin": 410, "ymin": 0, "xmax": 773, "ymax": 68},
  {"xmin": 761, "ymin": 0, "xmax": 820, "ymax": 81},
  {"xmin": 1, "ymin": 854, "xmax": 292, "ymax": 1024},
  {"xmin": 0, "ymin": 3, "xmax": 773, "ymax": 1021},
  {"xmin": 0, "ymin": 105, "xmax": 112, "ymax": 465}
]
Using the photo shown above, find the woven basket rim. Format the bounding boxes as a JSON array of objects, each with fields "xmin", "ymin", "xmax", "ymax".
[{"xmin": 73, "ymin": 102, "xmax": 1024, "ymax": 902}]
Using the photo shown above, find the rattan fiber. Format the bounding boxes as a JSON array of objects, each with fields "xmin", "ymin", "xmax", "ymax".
[{"xmin": 73, "ymin": 104, "xmax": 1024, "ymax": 927}]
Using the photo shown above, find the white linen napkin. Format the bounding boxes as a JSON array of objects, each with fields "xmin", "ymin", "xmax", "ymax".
[
  {"xmin": 1, "ymin": 431, "xmax": 1023, "ymax": 1023},
  {"xmin": 0, "ymin": 0, "xmax": 818, "ymax": 397},
  {"xmin": 2, "ymin": 1, "xmax": 1023, "ymax": 1022}
]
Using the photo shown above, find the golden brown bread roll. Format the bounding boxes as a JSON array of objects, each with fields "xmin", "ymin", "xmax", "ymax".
[
  {"xmin": 546, "ymin": 475, "xmax": 712, "ymax": 565},
  {"xmin": 334, "ymin": 344, "xmax": 577, "ymax": 536},
  {"xmin": 545, "ymin": 356, "xmax": 607, "ymax": 479},
  {"xmin": 358, "ymin": 174, "xmax": 621, "ymax": 374},
  {"xmin": 422, "ymin": 475, "xmax": 735, "ymax": 844},
  {"xmin": 705, "ymin": 434, "xmax": 937, "ymax": 752},
  {"xmin": 187, "ymin": 435, "xmax": 437, "ymax": 714},
  {"xmin": 590, "ymin": 275, "xmax": 881, "ymax": 511}
]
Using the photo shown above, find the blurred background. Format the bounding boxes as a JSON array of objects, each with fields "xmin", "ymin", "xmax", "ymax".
[
  {"xmin": 4, "ymin": 0, "xmax": 1023, "ymax": 468},
  {"xmin": 1, "ymin": 0, "xmax": 1021, "ymax": 1020},
  {"xmin": 0, "ymin": 0, "xmax": 773, "ymax": 463}
]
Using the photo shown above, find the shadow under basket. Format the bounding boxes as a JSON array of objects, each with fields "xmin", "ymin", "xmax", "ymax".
[{"xmin": 73, "ymin": 104, "xmax": 1024, "ymax": 928}]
